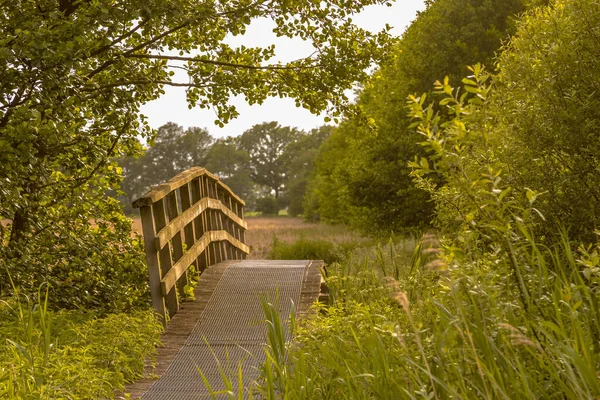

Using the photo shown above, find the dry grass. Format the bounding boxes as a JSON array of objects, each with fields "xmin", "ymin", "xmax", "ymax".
[
  {"xmin": 245, "ymin": 217, "xmax": 366, "ymax": 259},
  {"xmin": 128, "ymin": 216, "xmax": 364, "ymax": 259}
]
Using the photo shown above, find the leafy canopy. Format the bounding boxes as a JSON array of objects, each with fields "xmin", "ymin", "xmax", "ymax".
[{"xmin": 239, "ymin": 121, "xmax": 302, "ymax": 199}]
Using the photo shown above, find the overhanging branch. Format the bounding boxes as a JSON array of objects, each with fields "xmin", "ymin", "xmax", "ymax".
[{"xmin": 125, "ymin": 54, "xmax": 316, "ymax": 71}]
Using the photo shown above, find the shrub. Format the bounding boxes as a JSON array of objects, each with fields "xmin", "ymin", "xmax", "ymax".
[
  {"xmin": 1, "ymin": 204, "xmax": 150, "ymax": 313},
  {"xmin": 268, "ymin": 236, "xmax": 365, "ymax": 265},
  {"xmin": 255, "ymin": 196, "xmax": 279, "ymax": 216}
]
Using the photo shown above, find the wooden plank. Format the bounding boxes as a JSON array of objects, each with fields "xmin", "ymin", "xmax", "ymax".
[
  {"xmin": 154, "ymin": 198, "xmax": 247, "ymax": 250},
  {"xmin": 160, "ymin": 228, "xmax": 250, "ymax": 295},
  {"xmin": 212, "ymin": 181, "xmax": 224, "ymax": 263},
  {"xmin": 232, "ymin": 201, "xmax": 240, "ymax": 259},
  {"xmin": 166, "ymin": 191, "xmax": 188, "ymax": 296},
  {"xmin": 132, "ymin": 167, "xmax": 246, "ymax": 208},
  {"xmin": 208, "ymin": 230, "xmax": 250, "ymax": 254},
  {"xmin": 217, "ymin": 209, "xmax": 227, "ymax": 262},
  {"xmin": 182, "ymin": 181, "xmax": 199, "ymax": 277},
  {"xmin": 161, "ymin": 233, "xmax": 211, "ymax": 295},
  {"xmin": 206, "ymin": 198, "xmax": 248, "ymax": 229},
  {"xmin": 153, "ymin": 199, "xmax": 179, "ymax": 317},
  {"xmin": 190, "ymin": 178, "xmax": 207, "ymax": 272},
  {"xmin": 155, "ymin": 198, "xmax": 208, "ymax": 250},
  {"xmin": 140, "ymin": 206, "xmax": 167, "ymax": 325}
]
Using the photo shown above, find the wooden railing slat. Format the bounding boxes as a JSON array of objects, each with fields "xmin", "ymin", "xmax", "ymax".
[
  {"xmin": 133, "ymin": 167, "xmax": 245, "ymax": 208},
  {"xmin": 140, "ymin": 206, "xmax": 167, "ymax": 323},
  {"xmin": 161, "ymin": 232, "xmax": 211, "ymax": 295},
  {"xmin": 153, "ymin": 198, "xmax": 179, "ymax": 317},
  {"xmin": 153, "ymin": 198, "xmax": 248, "ymax": 251},
  {"xmin": 179, "ymin": 183, "xmax": 197, "ymax": 276},
  {"xmin": 166, "ymin": 191, "xmax": 188, "ymax": 296}
]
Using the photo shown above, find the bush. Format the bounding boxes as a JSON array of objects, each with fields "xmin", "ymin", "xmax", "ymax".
[
  {"xmin": 487, "ymin": 0, "xmax": 600, "ymax": 241},
  {"xmin": 1, "ymin": 202, "xmax": 150, "ymax": 313},
  {"xmin": 256, "ymin": 232, "xmax": 600, "ymax": 399},
  {"xmin": 255, "ymin": 196, "xmax": 279, "ymax": 215},
  {"xmin": 268, "ymin": 236, "xmax": 364, "ymax": 265}
]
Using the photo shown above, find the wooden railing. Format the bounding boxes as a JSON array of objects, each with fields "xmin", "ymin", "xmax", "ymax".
[{"xmin": 133, "ymin": 167, "xmax": 249, "ymax": 324}]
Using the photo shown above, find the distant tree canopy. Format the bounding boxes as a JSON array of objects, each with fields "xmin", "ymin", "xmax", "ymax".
[
  {"xmin": 205, "ymin": 137, "xmax": 255, "ymax": 207},
  {"xmin": 304, "ymin": 0, "xmax": 526, "ymax": 235},
  {"xmin": 121, "ymin": 123, "xmax": 213, "ymax": 207},
  {"xmin": 239, "ymin": 122, "xmax": 302, "ymax": 199},
  {"xmin": 0, "ymin": 0, "xmax": 395, "ymax": 310},
  {"xmin": 120, "ymin": 121, "xmax": 331, "ymax": 216}
]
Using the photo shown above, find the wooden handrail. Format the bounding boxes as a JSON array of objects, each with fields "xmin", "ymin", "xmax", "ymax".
[
  {"xmin": 132, "ymin": 167, "xmax": 245, "ymax": 208},
  {"xmin": 133, "ymin": 167, "xmax": 249, "ymax": 325}
]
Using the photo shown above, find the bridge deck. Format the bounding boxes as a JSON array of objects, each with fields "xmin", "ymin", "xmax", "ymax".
[{"xmin": 124, "ymin": 260, "xmax": 322, "ymax": 399}]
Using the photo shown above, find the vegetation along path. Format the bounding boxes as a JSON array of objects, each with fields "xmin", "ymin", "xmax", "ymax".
[{"xmin": 124, "ymin": 259, "xmax": 322, "ymax": 399}]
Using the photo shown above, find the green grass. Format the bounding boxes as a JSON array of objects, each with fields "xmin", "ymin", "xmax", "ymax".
[
  {"xmin": 0, "ymin": 289, "xmax": 162, "ymax": 399},
  {"xmin": 252, "ymin": 233, "xmax": 600, "ymax": 399},
  {"xmin": 268, "ymin": 236, "xmax": 368, "ymax": 265}
]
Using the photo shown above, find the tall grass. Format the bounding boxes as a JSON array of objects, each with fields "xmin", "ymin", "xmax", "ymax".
[
  {"xmin": 256, "ymin": 233, "xmax": 600, "ymax": 399},
  {"xmin": 0, "ymin": 287, "xmax": 162, "ymax": 399},
  {"xmin": 245, "ymin": 217, "xmax": 369, "ymax": 259}
]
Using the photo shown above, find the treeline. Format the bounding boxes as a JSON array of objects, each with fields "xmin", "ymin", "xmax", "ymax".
[{"xmin": 119, "ymin": 122, "xmax": 331, "ymax": 216}]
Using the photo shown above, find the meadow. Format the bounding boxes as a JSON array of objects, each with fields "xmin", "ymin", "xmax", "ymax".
[{"xmin": 245, "ymin": 217, "xmax": 369, "ymax": 260}]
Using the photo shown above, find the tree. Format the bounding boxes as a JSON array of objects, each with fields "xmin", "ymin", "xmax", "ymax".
[
  {"xmin": 490, "ymin": 0, "xmax": 600, "ymax": 241},
  {"xmin": 306, "ymin": 0, "xmax": 525, "ymax": 235},
  {"xmin": 0, "ymin": 0, "xmax": 394, "ymax": 309},
  {"xmin": 120, "ymin": 122, "xmax": 213, "ymax": 208},
  {"xmin": 282, "ymin": 125, "xmax": 332, "ymax": 217},
  {"xmin": 239, "ymin": 121, "xmax": 301, "ymax": 199},
  {"xmin": 205, "ymin": 137, "xmax": 255, "ymax": 208}
]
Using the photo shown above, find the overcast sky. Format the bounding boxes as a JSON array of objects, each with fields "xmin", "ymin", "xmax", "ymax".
[{"xmin": 140, "ymin": 1, "xmax": 427, "ymax": 138}]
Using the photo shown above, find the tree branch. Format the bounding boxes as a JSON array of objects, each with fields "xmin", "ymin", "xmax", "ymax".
[
  {"xmin": 85, "ymin": 0, "xmax": 271, "ymax": 80},
  {"xmin": 87, "ymin": 19, "xmax": 150, "ymax": 59},
  {"xmin": 81, "ymin": 79, "xmax": 216, "ymax": 91},
  {"xmin": 86, "ymin": 19, "xmax": 198, "ymax": 80},
  {"xmin": 125, "ymin": 53, "xmax": 315, "ymax": 70}
]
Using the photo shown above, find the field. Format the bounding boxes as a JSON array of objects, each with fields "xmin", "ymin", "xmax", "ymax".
[{"xmin": 244, "ymin": 217, "xmax": 367, "ymax": 259}]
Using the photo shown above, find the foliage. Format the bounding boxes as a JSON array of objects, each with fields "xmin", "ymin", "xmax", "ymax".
[
  {"xmin": 1, "ymin": 201, "xmax": 150, "ymax": 313},
  {"xmin": 281, "ymin": 126, "xmax": 332, "ymax": 217},
  {"xmin": 252, "ymin": 230, "xmax": 600, "ymax": 399},
  {"xmin": 302, "ymin": 127, "xmax": 353, "ymax": 224},
  {"xmin": 268, "ymin": 236, "xmax": 362, "ymax": 265},
  {"xmin": 0, "ymin": 0, "xmax": 394, "ymax": 309},
  {"xmin": 255, "ymin": 196, "xmax": 280, "ymax": 216},
  {"xmin": 490, "ymin": 0, "xmax": 600, "ymax": 241},
  {"xmin": 239, "ymin": 122, "xmax": 302, "ymax": 202},
  {"xmin": 305, "ymin": 0, "xmax": 526, "ymax": 235},
  {"xmin": 205, "ymin": 136, "xmax": 255, "ymax": 209},
  {"xmin": 120, "ymin": 123, "xmax": 214, "ymax": 209},
  {"xmin": 0, "ymin": 291, "xmax": 162, "ymax": 399},
  {"xmin": 408, "ymin": 1, "xmax": 600, "ymax": 243}
]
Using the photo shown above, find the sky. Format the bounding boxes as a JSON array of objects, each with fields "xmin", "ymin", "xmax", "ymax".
[{"xmin": 140, "ymin": 0, "xmax": 427, "ymax": 138}]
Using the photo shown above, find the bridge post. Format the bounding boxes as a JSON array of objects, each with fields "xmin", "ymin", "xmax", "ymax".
[{"xmin": 139, "ymin": 205, "xmax": 167, "ymax": 325}]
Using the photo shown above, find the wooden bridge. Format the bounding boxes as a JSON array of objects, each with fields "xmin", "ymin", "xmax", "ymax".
[{"xmin": 125, "ymin": 167, "xmax": 323, "ymax": 399}]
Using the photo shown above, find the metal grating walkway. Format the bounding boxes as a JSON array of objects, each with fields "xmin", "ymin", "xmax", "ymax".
[{"xmin": 140, "ymin": 260, "xmax": 309, "ymax": 399}]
